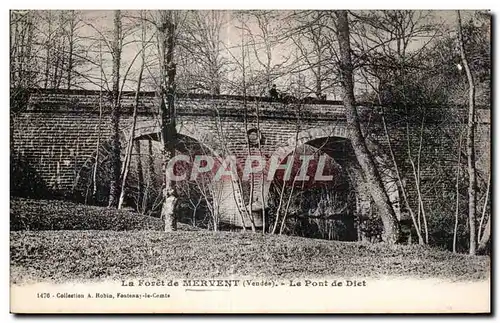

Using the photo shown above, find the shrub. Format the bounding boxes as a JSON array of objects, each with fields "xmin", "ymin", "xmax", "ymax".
[
  {"xmin": 10, "ymin": 197, "xmax": 164, "ymax": 231},
  {"xmin": 10, "ymin": 154, "xmax": 51, "ymax": 199}
]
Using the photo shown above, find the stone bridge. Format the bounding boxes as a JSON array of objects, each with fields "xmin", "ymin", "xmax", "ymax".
[{"xmin": 10, "ymin": 89, "xmax": 490, "ymax": 228}]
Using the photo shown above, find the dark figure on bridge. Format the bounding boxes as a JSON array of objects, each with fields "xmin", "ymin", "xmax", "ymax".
[{"xmin": 269, "ymin": 84, "xmax": 280, "ymax": 101}]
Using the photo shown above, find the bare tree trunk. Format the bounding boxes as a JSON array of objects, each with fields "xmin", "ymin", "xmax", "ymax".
[
  {"xmin": 117, "ymin": 15, "xmax": 147, "ymax": 210},
  {"xmin": 10, "ymin": 12, "xmax": 18, "ymax": 87},
  {"xmin": 108, "ymin": 10, "xmax": 122, "ymax": 208},
  {"xmin": 157, "ymin": 11, "xmax": 178, "ymax": 232},
  {"xmin": 142, "ymin": 140, "xmax": 156, "ymax": 214},
  {"xmin": 406, "ymin": 118, "xmax": 428, "ymax": 243},
  {"xmin": 93, "ymin": 41, "xmax": 104, "ymax": 199},
  {"xmin": 135, "ymin": 140, "xmax": 144, "ymax": 212},
  {"xmin": 477, "ymin": 174, "xmax": 490, "ymax": 253},
  {"xmin": 477, "ymin": 209, "xmax": 490, "ymax": 254},
  {"xmin": 279, "ymin": 108, "xmax": 309, "ymax": 235},
  {"xmin": 241, "ymin": 39, "xmax": 259, "ymax": 232},
  {"xmin": 457, "ymin": 11, "xmax": 477, "ymax": 255},
  {"xmin": 66, "ymin": 10, "xmax": 75, "ymax": 89},
  {"xmin": 255, "ymin": 103, "xmax": 266, "ymax": 234},
  {"xmin": 416, "ymin": 117, "xmax": 429, "ymax": 243},
  {"xmin": 118, "ymin": 60, "xmax": 144, "ymax": 209},
  {"xmin": 93, "ymin": 101, "xmax": 103, "ymax": 198},
  {"xmin": 382, "ymin": 115, "xmax": 424, "ymax": 245},
  {"xmin": 271, "ymin": 122, "xmax": 300, "ymax": 235},
  {"xmin": 453, "ymin": 131, "xmax": 463, "ymax": 253},
  {"xmin": 478, "ymin": 173, "xmax": 490, "ymax": 242},
  {"xmin": 243, "ymin": 99, "xmax": 257, "ymax": 232},
  {"xmin": 334, "ymin": 10, "xmax": 400, "ymax": 244},
  {"xmin": 43, "ymin": 15, "xmax": 51, "ymax": 89}
]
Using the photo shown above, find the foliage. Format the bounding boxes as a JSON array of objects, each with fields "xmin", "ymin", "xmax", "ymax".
[{"xmin": 10, "ymin": 154, "xmax": 51, "ymax": 199}]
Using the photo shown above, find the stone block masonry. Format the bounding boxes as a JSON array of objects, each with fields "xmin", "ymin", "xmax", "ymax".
[{"xmin": 10, "ymin": 89, "xmax": 490, "ymax": 227}]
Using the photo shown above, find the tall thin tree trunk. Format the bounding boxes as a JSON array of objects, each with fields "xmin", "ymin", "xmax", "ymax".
[
  {"xmin": 453, "ymin": 131, "xmax": 463, "ymax": 253},
  {"xmin": 44, "ymin": 46, "xmax": 50, "ymax": 88},
  {"xmin": 24, "ymin": 13, "xmax": 34, "ymax": 87},
  {"xmin": 243, "ymin": 98, "xmax": 257, "ymax": 232},
  {"xmin": 334, "ymin": 10, "xmax": 400, "ymax": 244},
  {"xmin": 44, "ymin": 13, "xmax": 51, "ymax": 89},
  {"xmin": 478, "ymin": 173, "xmax": 490, "ymax": 242},
  {"xmin": 382, "ymin": 115, "xmax": 424, "ymax": 244},
  {"xmin": 477, "ymin": 173, "xmax": 490, "ymax": 254},
  {"xmin": 255, "ymin": 103, "xmax": 266, "ymax": 234},
  {"xmin": 157, "ymin": 11, "xmax": 178, "ymax": 231},
  {"xmin": 108, "ymin": 10, "xmax": 122, "ymax": 208},
  {"xmin": 416, "ymin": 117, "xmax": 429, "ymax": 243},
  {"xmin": 93, "ymin": 41, "xmax": 104, "ymax": 199},
  {"xmin": 10, "ymin": 12, "xmax": 18, "ymax": 87},
  {"xmin": 118, "ymin": 14, "xmax": 147, "ymax": 210},
  {"xmin": 118, "ymin": 60, "xmax": 144, "ymax": 209},
  {"xmin": 135, "ymin": 141, "xmax": 144, "ymax": 213},
  {"xmin": 457, "ymin": 11, "xmax": 477, "ymax": 255},
  {"xmin": 142, "ymin": 140, "xmax": 156, "ymax": 214},
  {"xmin": 406, "ymin": 119, "xmax": 428, "ymax": 243},
  {"xmin": 66, "ymin": 10, "xmax": 75, "ymax": 89},
  {"xmin": 271, "ymin": 122, "xmax": 300, "ymax": 235},
  {"xmin": 477, "ymin": 206, "xmax": 491, "ymax": 254}
]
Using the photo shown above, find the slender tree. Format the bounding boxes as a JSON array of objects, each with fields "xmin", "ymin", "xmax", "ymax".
[
  {"xmin": 457, "ymin": 11, "xmax": 477, "ymax": 255},
  {"xmin": 334, "ymin": 10, "xmax": 401, "ymax": 243},
  {"xmin": 453, "ymin": 131, "xmax": 463, "ymax": 253},
  {"xmin": 157, "ymin": 10, "xmax": 179, "ymax": 231},
  {"xmin": 477, "ymin": 190, "xmax": 491, "ymax": 254},
  {"xmin": 66, "ymin": 10, "xmax": 76, "ymax": 89},
  {"xmin": 287, "ymin": 10, "xmax": 336, "ymax": 99},
  {"xmin": 117, "ymin": 12, "xmax": 148, "ymax": 210},
  {"xmin": 118, "ymin": 57, "xmax": 145, "ymax": 210},
  {"xmin": 477, "ymin": 173, "xmax": 490, "ymax": 253},
  {"xmin": 108, "ymin": 10, "xmax": 123, "ymax": 208},
  {"xmin": 179, "ymin": 11, "xmax": 227, "ymax": 95},
  {"xmin": 10, "ymin": 10, "xmax": 36, "ymax": 96},
  {"xmin": 240, "ymin": 11, "xmax": 291, "ymax": 96},
  {"xmin": 93, "ymin": 41, "xmax": 104, "ymax": 199}
]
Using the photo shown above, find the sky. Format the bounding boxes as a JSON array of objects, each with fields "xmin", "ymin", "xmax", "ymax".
[{"xmin": 15, "ymin": 9, "xmax": 489, "ymax": 97}]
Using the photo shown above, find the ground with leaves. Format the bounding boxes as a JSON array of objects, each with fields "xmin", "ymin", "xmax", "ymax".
[{"xmin": 10, "ymin": 198, "xmax": 490, "ymax": 284}]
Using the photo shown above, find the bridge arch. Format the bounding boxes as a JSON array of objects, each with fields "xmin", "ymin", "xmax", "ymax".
[
  {"xmin": 262, "ymin": 124, "xmax": 401, "ymax": 220},
  {"xmin": 121, "ymin": 120, "xmax": 220, "ymax": 154},
  {"xmin": 120, "ymin": 119, "xmax": 255, "ymax": 227}
]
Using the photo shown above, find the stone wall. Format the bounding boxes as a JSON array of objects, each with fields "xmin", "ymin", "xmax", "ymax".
[
  {"xmin": 11, "ymin": 89, "xmax": 348, "ymax": 194},
  {"xmin": 11, "ymin": 89, "xmax": 491, "ymax": 227}
]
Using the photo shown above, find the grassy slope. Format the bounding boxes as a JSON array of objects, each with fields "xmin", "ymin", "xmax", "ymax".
[
  {"xmin": 12, "ymin": 197, "xmax": 187, "ymax": 231},
  {"xmin": 10, "ymin": 198, "xmax": 490, "ymax": 284}
]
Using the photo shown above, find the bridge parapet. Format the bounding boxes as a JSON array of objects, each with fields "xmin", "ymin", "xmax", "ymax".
[{"xmin": 19, "ymin": 89, "xmax": 350, "ymax": 121}]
